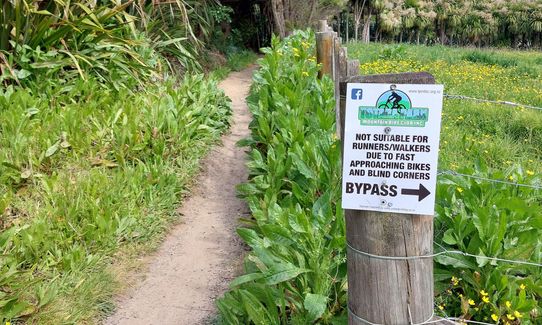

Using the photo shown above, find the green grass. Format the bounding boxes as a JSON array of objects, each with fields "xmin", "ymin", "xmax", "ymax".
[
  {"xmin": 0, "ymin": 74, "xmax": 231, "ymax": 323},
  {"xmin": 347, "ymin": 42, "xmax": 542, "ymax": 176}
]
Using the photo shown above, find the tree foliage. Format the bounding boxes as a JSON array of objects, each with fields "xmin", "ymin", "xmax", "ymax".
[{"xmin": 346, "ymin": 0, "xmax": 542, "ymax": 48}]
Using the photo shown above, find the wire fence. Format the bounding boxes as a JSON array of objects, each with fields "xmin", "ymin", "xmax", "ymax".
[
  {"xmin": 443, "ymin": 94, "xmax": 542, "ymax": 111},
  {"xmin": 437, "ymin": 170, "xmax": 542, "ymax": 190},
  {"xmin": 347, "ymin": 241, "xmax": 542, "ymax": 268}
]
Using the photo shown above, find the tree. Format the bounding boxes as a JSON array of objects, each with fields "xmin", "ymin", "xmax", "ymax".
[{"xmin": 269, "ymin": 0, "xmax": 348, "ymax": 37}]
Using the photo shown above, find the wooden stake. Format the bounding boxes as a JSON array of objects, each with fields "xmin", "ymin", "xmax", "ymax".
[
  {"xmin": 316, "ymin": 31, "xmax": 334, "ymax": 79},
  {"xmin": 347, "ymin": 59, "xmax": 360, "ymax": 77},
  {"xmin": 339, "ymin": 72, "xmax": 439, "ymax": 325},
  {"xmin": 319, "ymin": 20, "xmax": 328, "ymax": 33}
]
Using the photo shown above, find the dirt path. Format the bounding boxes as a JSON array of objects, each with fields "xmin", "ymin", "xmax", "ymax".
[{"xmin": 105, "ymin": 66, "xmax": 255, "ymax": 325}]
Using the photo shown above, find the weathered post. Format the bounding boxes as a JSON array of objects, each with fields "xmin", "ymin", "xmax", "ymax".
[
  {"xmin": 316, "ymin": 21, "xmax": 334, "ymax": 79},
  {"xmin": 347, "ymin": 59, "xmax": 360, "ymax": 77},
  {"xmin": 339, "ymin": 72, "xmax": 441, "ymax": 324}
]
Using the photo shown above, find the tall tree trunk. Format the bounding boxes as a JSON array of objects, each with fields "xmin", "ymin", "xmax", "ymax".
[
  {"xmin": 307, "ymin": 0, "xmax": 318, "ymax": 27},
  {"xmin": 355, "ymin": 23, "xmax": 360, "ymax": 41},
  {"xmin": 338, "ymin": 14, "xmax": 341, "ymax": 39},
  {"xmin": 439, "ymin": 19, "xmax": 446, "ymax": 45},
  {"xmin": 346, "ymin": 10, "xmax": 349, "ymax": 43},
  {"xmin": 362, "ymin": 11, "xmax": 371, "ymax": 43},
  {"xmin": 270, "ymin": 0, "xmax": 286, "ymax": 38}
]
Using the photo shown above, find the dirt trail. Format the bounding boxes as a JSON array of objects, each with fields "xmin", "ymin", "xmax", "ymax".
[{"xmin": 105, "ymin": 66, "xmax": 255, "ymax": 325}]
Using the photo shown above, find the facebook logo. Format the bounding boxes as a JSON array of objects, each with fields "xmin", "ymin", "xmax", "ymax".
[{"xmin": 351, "ymin": 88, "xmax": 363, "ymax": 100}]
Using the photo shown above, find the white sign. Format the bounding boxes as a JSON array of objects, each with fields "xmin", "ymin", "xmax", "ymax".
[{"xmin": 341, "ymin": 83, "xmax": 443, "ymax": 215}]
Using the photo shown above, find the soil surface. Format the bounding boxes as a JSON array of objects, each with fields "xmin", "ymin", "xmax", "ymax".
[{"xmin": 105, "ymin": 66, "xmax": 255, "ymax": 325}]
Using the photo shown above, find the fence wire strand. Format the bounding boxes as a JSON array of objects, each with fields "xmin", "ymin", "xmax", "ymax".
[
  {"xmin": 346, "ymin": 241, "xmax": 542, "ymax": 268},
  {"xmin": 349, "ymin": 303, "xmax": 499, "ymax": 325},
  {"xmin": 444, "ymin": 94, "xmax": 542, "ymax": 111},
  {"xmin": 438, "ymin": 170, "xmax": 542, "ymax": 190}
]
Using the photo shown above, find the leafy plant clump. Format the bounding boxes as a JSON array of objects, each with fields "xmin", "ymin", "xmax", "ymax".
[
  {"xmin": 0, "ymin": 74, "xmax": 231, "ymax": 323},
  {"xmin": 220, "ymin": 34, "xmax": 542, "ymax": 324},
  {"xmin": 0, "ymin": 0, "xmax": 227, "ymax": 88},
  {"xmin": 434, "ymin": 165, "xmax": 542, "ymax": 323},
  {"xmin": 217, "ymin": 31, "xmax": 348, "ymax": 324}
]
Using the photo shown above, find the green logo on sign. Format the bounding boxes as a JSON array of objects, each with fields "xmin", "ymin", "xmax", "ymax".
[{"xmin": 358, "ymin": 85, "xmax": 429, "ymax": 127}]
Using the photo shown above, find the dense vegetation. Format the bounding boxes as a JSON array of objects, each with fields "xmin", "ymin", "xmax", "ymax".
[
  {"xmin": 218, "ymin": 31, "xmax": 347, "ymax": 324},
  {"xmin": 350, "ymin": 42, "xmax": 542, "ymax": 323},
  {"xmin": 0, "ymin": 0, "xmax": 257, "ymax": 323},
  {"xmin": 218, "ymin": 32, "xmax": 542, "ymax": 323},
  {"xmin": 338, "ymin": 0, "xmax": 542, "ymax": 48}
]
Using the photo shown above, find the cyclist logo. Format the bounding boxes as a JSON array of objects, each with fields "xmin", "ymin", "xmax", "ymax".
[
  {"xmin": 376, "ymin": 85, "xmax": 411, "ymax": 114},
  {"xmin": 357, "ymin": 84, "xmax": 429, "ymax": 127}
]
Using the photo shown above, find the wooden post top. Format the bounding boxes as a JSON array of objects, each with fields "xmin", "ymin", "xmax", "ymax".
[{"xmin": 339, "ymin": 72, "xmax": 436, "ymax": 94}]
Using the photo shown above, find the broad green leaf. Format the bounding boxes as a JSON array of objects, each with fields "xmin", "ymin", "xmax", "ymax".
[
  {"xmin": 45, "ymin": 141, "xmax": 60, "ymax": 157},
  {"xmin": 435, "ymin": 254, "xmax": 477, "ymax": 270},
  {"xmin": 304, "ymin": 293, "xmax": 327, "ymax": 322},
  {"xmin": 230, "ymin": 273, "xmax": 265, "ymax": 288},
  {"xmin": 239, "ymin": 289, "xmax": 270, "ymax": 325},
  {"xmin": 264, "ymin": 262, "xmax": 310, "ymax": 285}
]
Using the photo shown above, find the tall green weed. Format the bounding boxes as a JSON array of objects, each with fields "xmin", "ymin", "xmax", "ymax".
[{"xmin": 217, "ymin": 31, "xmax": 347, "ymax": 325}]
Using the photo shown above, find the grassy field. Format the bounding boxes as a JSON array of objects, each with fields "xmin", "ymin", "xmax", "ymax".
[{"xmin": 347, "ymin": 43, "xmax": 542, "ymax": 176}]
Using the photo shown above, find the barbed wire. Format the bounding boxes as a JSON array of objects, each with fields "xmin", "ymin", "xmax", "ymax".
[
  {"xmin": 437, "ymin": 170, "xmax": 542, "ymax": 190},
  {"xmin": 444, "ymin": 94, "xmax": 542, "ymax": 111}
]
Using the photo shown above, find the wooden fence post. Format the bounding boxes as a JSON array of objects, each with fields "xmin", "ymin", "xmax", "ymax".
[
  {"xmin": 316, "ymin": 22, "xmax": 334, "ymax": 79},
  {"xmin": 347, "ymin": 59, "xmax": 360, "ymax": 77},
  {"xmin": 316, "ymin": 22, "xmax": 450, "ymax": 324},
  {"xmin": 339, "ymin": 73, "xmax": 438, "ymax": 324}
]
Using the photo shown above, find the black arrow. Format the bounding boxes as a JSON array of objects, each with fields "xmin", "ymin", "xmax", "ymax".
[{"xmin": 401, "ymin": 184, "xmax": 431, "ymax": 202}]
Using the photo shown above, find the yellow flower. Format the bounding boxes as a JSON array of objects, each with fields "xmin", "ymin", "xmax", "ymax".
[
  {"xmin": 526, "ymin": 170, "xmax": 534, "ymax": 176},
  {"xmin": 468, "ymin": 299, "xmax": 475, "ymax": 306},
  {"xmin": 451, "ymin": 276, "xmax": 460, "ymax": 286},
  {"xmin": 302, "ymin": 71, "xmax": 309, "ymax": 77},
  {"xmin": 6, "ymin": 322, "xmax": 11, "ymax": 325},
  {"xmin": 508, "ymin": 176, "xmax": 514, "ymax": 181},
  {"xmin": 491, "ymin": 314, "xmax": 499, "ymax": 322},
  {"xmin": 505, "ymin": 300, "xmax": 512, "ymax": 308},
  {"xmin": 438, "ymin": 305, "xmax": 444, "ymax": 310},
  {"xmin": 514, "ymin": 310, "xmax": 522, "ymax": 318},
  {"xmin": 456, "ymin": 187, "xmax": 463, "ymax": 193},
  {"xmin": 482, "ymin": 296, "xmax": 490, "ymax": 303},
  {"xmin": 506, "ymin": 313, "xmax": 515, "ymax": 320},
  {"xmin": 480, "ymin": 290, "xmax": 488, "ymax": 296},
  {"xmin": 520, "ymin": 283, "xmax": 526, "ymax": 290}
]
